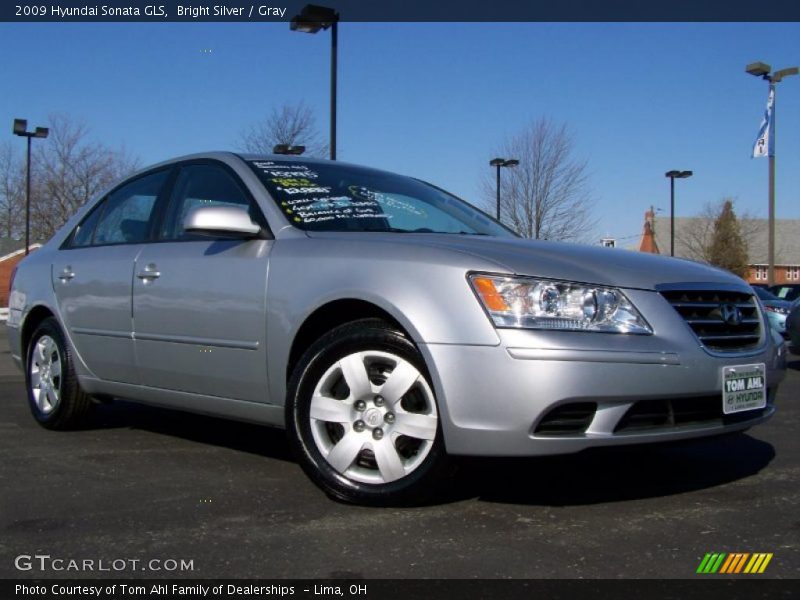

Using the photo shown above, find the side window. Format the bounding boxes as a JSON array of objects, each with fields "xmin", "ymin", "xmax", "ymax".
[
  {"xmin": 161, "ymin": 164, "xmax": 262, "ymax": 241},
  {"xmin": 92, "ymin": 171, "xmax": 167, "ymax": 245},
  {"xmin": 70, "ymin": 200, "xmax": 106, "ymax": 247}
]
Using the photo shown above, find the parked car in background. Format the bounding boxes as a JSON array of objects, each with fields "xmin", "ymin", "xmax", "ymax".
[
  {"xmin": 770, "ymin": 284, "xmax": 800, "ymax": 303},
  {"xmin": 786, "ymin": 300, "xmax": 800, "ymax": 353},
  {"xmin": 754, "ymin": 286, "xmax": 792, "ymax": 340},
  {"xmin": 6, "ymin": 153, "xmax": 788, "ymax": 505}
]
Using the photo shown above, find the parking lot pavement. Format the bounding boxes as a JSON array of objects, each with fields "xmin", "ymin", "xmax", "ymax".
[
  {"xmin": 1, "ymin": 326, "xmax": 798, "ymax": 580},
  {"xmin": 0, "ymin": 325, "xmax": 21, "ymax": 380}
]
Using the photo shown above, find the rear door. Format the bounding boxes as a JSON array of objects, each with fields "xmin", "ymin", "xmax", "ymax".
[
  {"xmin": 51, "ymin": 169, "xmax": 171, "ymax": 383},
  {"xmin": 132, "ymin": 161, "xmax": 272, "ymax": 401}
]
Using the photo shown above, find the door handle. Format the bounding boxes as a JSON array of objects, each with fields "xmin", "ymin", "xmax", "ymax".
[
  {"xmin": 58, "ymin": 267, "xmax": 75, "ymax": 282},
  {"xmin": 136, "ymin": 263, "xmax": 161, "ymax": 281}
]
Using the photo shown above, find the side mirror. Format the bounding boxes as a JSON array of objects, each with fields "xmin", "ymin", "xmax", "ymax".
[{"xmin": 184, "ymin": 205, "xmax": 261, "ymax": 238}]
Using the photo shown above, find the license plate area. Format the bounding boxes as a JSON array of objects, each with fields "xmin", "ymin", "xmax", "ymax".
[{"xmin": 722, "ymin": 363, "xmax": 766, "ymax": 415}]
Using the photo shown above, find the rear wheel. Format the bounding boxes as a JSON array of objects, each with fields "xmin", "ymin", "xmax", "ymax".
[
  {"xmin": 286, "ymin": 319, "xmax": 451, "ymax": 505},
  {"xmin": 26, "ymin": 317, "xmax": 93, "ymax": 429}
]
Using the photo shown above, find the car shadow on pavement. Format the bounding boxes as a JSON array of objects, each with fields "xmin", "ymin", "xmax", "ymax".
[
  {"xmin": 88, "ymin": 399, "xmax": 295, "ymax": 462},
  {"xmin": 83, "ymin": 399, "xmax": 775, "ymax": 508},
  {"xmin": 787, "ymin": 357, "xmax": 800, "ymax": 371},
  {"xmin": 450, "ymin": 433, "xmax": 775, "ymax": 506}
]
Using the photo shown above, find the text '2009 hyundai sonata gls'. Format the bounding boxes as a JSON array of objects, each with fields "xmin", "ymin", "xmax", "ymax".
[{"xmin": 7, "ymin": 153, "xmax": 787, "ymax": 504}]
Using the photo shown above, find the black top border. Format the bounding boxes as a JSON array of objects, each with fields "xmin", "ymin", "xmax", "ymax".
[{"xmin": 3, "ymin": 0, "xmax": 800, "ymax": 22}]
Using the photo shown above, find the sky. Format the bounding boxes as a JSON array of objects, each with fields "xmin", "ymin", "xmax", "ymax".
[{"xmin": 1, "ymin": 21, "xmax": 799, "ymax": 246}]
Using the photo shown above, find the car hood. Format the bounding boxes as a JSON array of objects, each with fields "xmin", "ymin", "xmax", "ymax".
[
  {"xmin": 306, "ymin": 232, "xmax": 748, "ymax": 291},
  {"xmin": 762, "ymin": 298, "xmax": 793, "ymax": 309}
]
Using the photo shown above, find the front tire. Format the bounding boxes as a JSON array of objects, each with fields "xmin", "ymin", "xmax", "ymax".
[
  {"xmin": 286, "ymin": 319, "xmax": 451, "ymax": 505},
  {"xmin": 25, "ymin": 317, "xmax": 93, "ymax": 429}
]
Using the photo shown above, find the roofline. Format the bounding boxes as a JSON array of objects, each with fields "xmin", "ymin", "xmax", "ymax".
[{"xmin": 135, "ymin": 151, "xmax": 417, "ymax": 182}]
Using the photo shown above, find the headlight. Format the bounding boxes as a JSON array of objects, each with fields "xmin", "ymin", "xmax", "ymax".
[
  {"xmin": 764, "ymin": 305, "xmax": 788, "ymax": 315},
  {"xmin": 469, "ymin": 273, "xmax": 652, "ymax": 334}
]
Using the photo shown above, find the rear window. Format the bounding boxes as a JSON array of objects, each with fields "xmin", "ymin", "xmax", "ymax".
[{"xmin": 247, "ymin": 159, "xmax": 514, "ymax": 237}]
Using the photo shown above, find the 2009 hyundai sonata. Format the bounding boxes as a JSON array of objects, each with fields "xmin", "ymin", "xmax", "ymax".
[{"xmin": 7, "ymin": 153, "xmax": 787, "ymax": 504}]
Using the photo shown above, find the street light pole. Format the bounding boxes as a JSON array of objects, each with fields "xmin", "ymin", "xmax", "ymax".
[
  {"xmin": 489, "ymin": 158, "xmax": 519, "ymax": 221},
  {"xmin": 746, "ymin": 61, "xmax": 799, "ymax": 286},
  {"xmin": 669, "ymin": 175, "xmax": 674, "ymax": 256},
  {"xmin": 768, "ymin": 78, "xmax": 776, "ymax": 285},
  {"xmin": 291, "ymin": 4, "xmax": 340, "ymax": 161},
  {"xmin": 665, "ymin": 170, "xmax": 693, "ymax": 257},
  {"xmin": 12, "ymin": 119, "xmax": 49, "ymax": 256},
  {"xmin": 494, "ymin": 162, "xmax": 500, "ymax": 220},
  {"xmin": 330, "ymin": 18, "xmax": 337, "ymax": 160},
  {"xmin": 25, "ymin": 135, "xmax": 31, "ymax": 256}
]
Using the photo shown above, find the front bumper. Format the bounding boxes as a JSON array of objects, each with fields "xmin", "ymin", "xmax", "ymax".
[{"xmin": 421, "ymin": 289, "xmax": 787, "ymax": 457}]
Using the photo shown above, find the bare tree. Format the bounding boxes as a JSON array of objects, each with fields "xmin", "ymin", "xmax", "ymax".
[
  {"xmin": 31, "ymin": 114, "xmax": 138, "ymax": 239},
  {"xmin": 677, "ymin": 198, "xmax": 761, "ymax": 265},
  {"xmin": 240, "ymin": 102, "xmax": 328, "ymax": 158},
  {"xmin": 0, "ymin": 142, "xmax": 24, "ymax": 239},
  {"xmin": 483, "ymin": 118, "xmax": 595, "ymax": 241}
]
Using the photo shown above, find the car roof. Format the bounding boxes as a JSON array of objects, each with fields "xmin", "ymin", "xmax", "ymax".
[{"xmin": 140, "ymin": 151, "xmax": 402, "ymax": 180}]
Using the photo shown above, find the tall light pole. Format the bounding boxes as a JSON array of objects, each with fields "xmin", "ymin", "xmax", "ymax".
[
  {"xmin": 291, "ymin": 4, "xmax": 339, "ymax": 160},
  {"xmin": 746, "ymin": 61, "xmax": 798, "ymax": 286},
  {"xmin": 665, "ymin": 170, "xmax": 692, "ymax": 257},
  {"xmin": 489, "ymin": 158, "xmax": 518, "ymax": 221},
  {"xmin": 12, "ymin": 119, "xmax": 49, "ymax": 256}
]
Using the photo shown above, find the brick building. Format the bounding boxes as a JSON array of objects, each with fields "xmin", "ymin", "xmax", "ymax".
[
  {"xmin": 0, "ymin": 240, "xmax": 42, "ymax": 307},
  {"xmin": 637, "ymin": 210, "xmax": 800, "ymax": 285}
]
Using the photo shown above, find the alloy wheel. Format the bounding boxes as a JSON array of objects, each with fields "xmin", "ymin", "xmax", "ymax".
[{"xmin": 29, "ymin": 335, "xmax": 63, "ymax": 414}]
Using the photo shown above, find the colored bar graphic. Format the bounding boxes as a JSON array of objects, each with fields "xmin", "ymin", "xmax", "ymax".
[
  {"xmin": 711, "ymin": 553, "xmax": 726, "ymax": 573},
  {"xmin": 721, "ymin": 553, "xmax": 738, "ymax": 573},
  {"xmin": 698, "ymin": 552, "xmax": 773, "ymax": 574},
  {"xmin": 719, "ymin": 554, "xmax": 735, "ymax": 573},
  {"xmin": 758, "ymin": 553, "xmax": 773, "ymax": 573},
  {"xmin": 697, "ymin": 553, "xmax": 713, "ymax": 573},
  {"xmin": 744, "ymin": 554, "xmax": 761, "ymax": 573},
  {"xmin": 733, "ymin": 553, "xmax": 750, "ymax": 573}
]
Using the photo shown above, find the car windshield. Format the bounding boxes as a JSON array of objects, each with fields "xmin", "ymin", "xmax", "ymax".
[
  {"xmin": 247, "ymin": 159, "xmax": 516, "ymax": 236},
  {"xmin": 771, "ymin": 285, "xmax": 800, "ymax": 301}
]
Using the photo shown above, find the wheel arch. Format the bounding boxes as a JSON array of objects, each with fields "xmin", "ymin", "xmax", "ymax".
[
  {"xmin": 21, "ymin": 304, "xmax": 57, "ymax": 365},
  {"xmin": 286, "ymin": 298, "xmax": 412, "ymax": 384}
]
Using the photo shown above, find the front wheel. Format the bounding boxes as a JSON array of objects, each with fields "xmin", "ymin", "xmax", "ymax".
[{"xmin": 286, "ymin": 319, "xmax": 451, "ymax": 505}]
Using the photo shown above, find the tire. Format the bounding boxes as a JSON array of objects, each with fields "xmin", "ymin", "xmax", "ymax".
[
  {"xmin": 286, "ymin": 318, "xmax": 452, "ymax": 505},
  {"xmin": 25, "ymin": 317, "xmax": 93, "ymax": 430}
]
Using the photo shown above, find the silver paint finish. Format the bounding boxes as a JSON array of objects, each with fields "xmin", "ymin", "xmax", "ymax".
[
  {"xmin": 50, "ymin": 244, "xmax": 143, "ymax": 383},
  {"xmin": 420, "ymin": 337, "xmax": 783, "ymax": 456},
  {"xmin": 184, "ymin": 205, "xmax": 261, "ymax": 236},
  {"xmin": 132, "ymin": 239, "xmax": 271, "ymax": 401},
  {"xmin": 7, "ymin": 152, "xmax": 788, "ymax": 459}
]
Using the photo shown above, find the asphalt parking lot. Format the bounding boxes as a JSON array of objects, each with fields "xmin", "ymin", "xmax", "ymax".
[{"xmin": 0, "ymin": 325, "xmax": 798, "ymax": 580}]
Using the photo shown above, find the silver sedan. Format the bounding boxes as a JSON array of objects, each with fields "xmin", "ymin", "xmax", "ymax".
[{"xmin": 7, "ymin": 153, "xmax": 787, "ymax": 504}]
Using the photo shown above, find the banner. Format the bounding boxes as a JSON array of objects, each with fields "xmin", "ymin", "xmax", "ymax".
[{"xmin": 752, "ymin": 87, "xmax": 774, "ymax": 158}]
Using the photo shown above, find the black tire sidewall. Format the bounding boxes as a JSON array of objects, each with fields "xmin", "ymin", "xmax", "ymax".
[
  {"xmin": 287, "ymin": 320, "xmax": 449, "ymax": 505},
  {"xmin": 25, "ymin": 318, "xmax": 79, "ymax": 427}
]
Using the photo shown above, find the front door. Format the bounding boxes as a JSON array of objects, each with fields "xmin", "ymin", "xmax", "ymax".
[{"xmin": 132, "ymin": 162, "xmax": 271, "ymax": 402}]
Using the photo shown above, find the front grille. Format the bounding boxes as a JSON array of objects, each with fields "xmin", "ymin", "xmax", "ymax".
[
  {"xmin": 534, "ymin": 402, "xmax": 597, "ymax": 436},
  {"xmin": 614, "ymin": 395, "xmax": 767, "ymax": 433},
  {"xmin": 660, "ymin": 289, "xmax": 762, "ymax": 351}
]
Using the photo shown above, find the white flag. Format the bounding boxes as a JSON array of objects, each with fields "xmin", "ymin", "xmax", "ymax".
[{"xmin": 752, "ymin": 88, "xmax": 774, "ymax": 158}]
